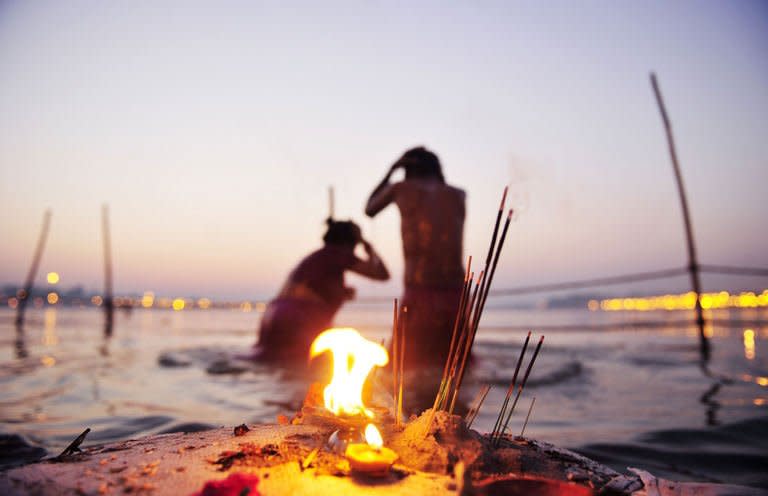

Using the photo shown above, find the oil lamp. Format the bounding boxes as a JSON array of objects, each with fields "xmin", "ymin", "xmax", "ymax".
[{"xmin": 345, "ymin": 424, "xmax": 398, "ymax": 476}]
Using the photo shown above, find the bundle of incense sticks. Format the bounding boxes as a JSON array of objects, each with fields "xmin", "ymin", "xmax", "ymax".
[
  {"xmin": 391, "ymin": 300, "xmax": 406, "ymax": 427},
  {"xmin": 423, "ymin": 187, "xmax": 513, "ymax": 436}
]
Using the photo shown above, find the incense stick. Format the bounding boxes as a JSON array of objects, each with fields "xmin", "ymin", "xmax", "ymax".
[
  {"xmin": 491, "ymin": 331, "xmax": 531, "ymax": 439},
  {"xmin": 519, "ymin": 397, "xmax": 536, "ymax": 438},
  {"xmin": 495, "ymin": 336, "xmax": 544, "ymax": 446},
  {"xmin": 423, "ymin": 187, "xmax": 512, "ymax": 436},
  {"xmin": 422, "ymin": 264, "xmax": 473, "ymax": 438},
  {"xmin": 447, "ymin": 270, "xmax": 484, "ymax": 413},
  {"xmin": 450, "ymin": 209, "xmax": 513, "ymax": 412},
  {"xmin": 433, "ymin": 259, "xmax": 472, "ymax": 411},
  {"xmin": 396, "ymin": 306, "xmax": 407, "ymax": 426},
  {"xmin": 465, "ymin": 383, "xmax": 491, "ymax": 428},
  {"xmin": 391, "ymin": 298, "xmax": 399, "ymax": 415}
]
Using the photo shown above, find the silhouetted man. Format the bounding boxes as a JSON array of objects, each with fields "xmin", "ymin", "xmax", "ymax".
[
  {"xmin": 365, "ymin": 147, "xmax": 465, "ymax": 370},
  {"xmin": 255, "ymin": 219, "xmax": 389, "ymax": 361}
]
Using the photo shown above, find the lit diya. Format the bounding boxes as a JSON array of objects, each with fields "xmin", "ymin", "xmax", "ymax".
[{"xmin": 345, "ymin": 423, "xmax": 398, "ymax": 476}]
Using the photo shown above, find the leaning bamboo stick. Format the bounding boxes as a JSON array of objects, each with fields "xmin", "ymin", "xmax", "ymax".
[
  {"xmin": 491, "ymin": 331, "xmax": 531, "ymax": 438},
  {"xmin": 15, "ymin": 209, "xmax": 52, "ymax": 326},
  {"xmin": 650, "ymin": 73, "xmax": 709, "ymax": 360}
]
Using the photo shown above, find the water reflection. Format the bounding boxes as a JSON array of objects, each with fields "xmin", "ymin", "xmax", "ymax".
[
  {"xmin": 743, "ymin": 329, "xmax": 755, "ymax": 360},
  {"xmin": 700, "ymin": 382, "xmax": 721, "ymax": 426},
  {"xmin": 43, "ymin": 308, "xmax": 58, "ymax": 346},
  {"xmin": 14, "ymin": 322, "xmax": 28, "ymax": 359}
]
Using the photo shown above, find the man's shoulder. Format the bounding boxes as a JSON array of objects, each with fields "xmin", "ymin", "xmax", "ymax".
[{"xmin": 397, "ymin": 180, "xmax": 465, "ymax": 196}]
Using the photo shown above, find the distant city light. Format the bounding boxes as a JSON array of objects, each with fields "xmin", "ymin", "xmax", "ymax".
[
  {"xmin": 241, "ymin": 302, "xmax": 252, "ymax": 312},
  {"xmin": 47, "ymin": 292, "xmax": 59, "ymax": 305},
  {"xmin": 8, "ymin": 297, "xmax": 18, "ymax": 309},
  {"xmin": 172, "ymin": 298, "xmax": 185, "ymax": 311},
  {"xmin": 46, "ymin": 272, "xmax": 60, "ymax": 284},
  {"xmin": 142, "ymin": 291, "xmax": 155, "ymax": 308},
  {"xmin": 197, "ymin": 298, "xmax": 211, "ymax": 309},
  {"xmin": 597, "ymin": 289, "xmax": 768, "ymax": 312},
  {"xmin": 91, "ymin": 295, "xmax": 103, "ymax": 306}
]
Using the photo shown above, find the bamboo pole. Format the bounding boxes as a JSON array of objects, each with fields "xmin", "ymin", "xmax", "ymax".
[
  {"xmin": 650, "ymin": 73, "xmax": 709, "ymax": 361},
  {"xmin": 15, "ymin": 209, "xmax": 52, "ymax": 326},
  {"xmin": 102, "ymin": 205, "xmax": 114, "ymax": 332}
]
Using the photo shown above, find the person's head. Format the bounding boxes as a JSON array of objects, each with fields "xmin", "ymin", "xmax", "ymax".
[
  {"xmin": 396, "ymin": 146, "xmax": 445, "ymax": 183},
  {"xmin": 323, "ymin": 219, "xmax": 361, "ymax": 247}
]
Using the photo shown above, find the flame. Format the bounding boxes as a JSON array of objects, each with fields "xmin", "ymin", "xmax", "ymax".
[
  {"xmin": 364, "ymin": 423, "xmax": 383, "ymax": 449},
  {"xmin": 309, "ymin": 328, "xmax": 388, "ymax": 417}
]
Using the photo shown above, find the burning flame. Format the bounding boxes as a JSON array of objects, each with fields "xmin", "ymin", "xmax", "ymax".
[
  {"xmin": 364, "ymin": 423, "xmax": 383, "ymax": 449},
  {"xmin": 309, "ymin": 328, "xmax": 388, "ymax": 417}
]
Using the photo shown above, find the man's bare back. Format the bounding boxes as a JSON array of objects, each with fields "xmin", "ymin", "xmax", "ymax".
[{"xmin": 368, "ymin": 179, "xmax": 465, "ymax": 289}]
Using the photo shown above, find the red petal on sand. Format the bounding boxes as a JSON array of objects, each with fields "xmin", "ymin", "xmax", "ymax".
[{"xmin": 191, "ymin": 472, "xmax": 260, "ymax": 496}]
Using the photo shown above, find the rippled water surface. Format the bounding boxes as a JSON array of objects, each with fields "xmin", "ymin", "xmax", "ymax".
[{"xmin": 1, "ymin": 306, "xmax": 766, "ymax": 487}]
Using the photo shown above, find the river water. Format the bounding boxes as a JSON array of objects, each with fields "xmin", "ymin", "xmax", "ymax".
[{"xmin": 1, "ymin": 306, "xmax": 766, "ymax": 488}]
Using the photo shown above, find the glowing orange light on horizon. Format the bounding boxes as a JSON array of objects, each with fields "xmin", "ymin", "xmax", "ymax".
[
  {"xmin": 172, "ymin": 298, "xmax": 185, "ymax": 311},
  {"xmin": 309, "ymin": 328, "xmax": 388, "ymax": 418},
  {"xmin": 46, "ymin": 272, "xmax": 59, "ymax": 284},
  {"xmin": 47, "ymin": 292, "xmax": 59, "ymax": 305}
]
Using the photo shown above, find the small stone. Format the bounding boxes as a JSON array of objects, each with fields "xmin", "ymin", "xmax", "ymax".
[{"xmin": 234, "ymin": 424, "xmax": 250, "ymax": 436}]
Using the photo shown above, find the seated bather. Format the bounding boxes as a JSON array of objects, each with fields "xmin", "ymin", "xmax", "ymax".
[{"xmin": 254, "ymin": 219, "xmax": 389, "ymax": 361}]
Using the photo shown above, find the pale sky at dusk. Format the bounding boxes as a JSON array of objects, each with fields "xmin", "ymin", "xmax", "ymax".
[{"xmin": 1, "ymin": 1, "xmax": 767, "ymax": 301}]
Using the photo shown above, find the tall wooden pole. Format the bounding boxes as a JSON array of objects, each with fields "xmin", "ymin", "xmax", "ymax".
[
  {"xmin": 650, "ymin": 73, "xmax": 709, "ymax": 360},
  {"xmin": 15, "ymin": 210, "xmax": 52, "ymax": 326},
  {"xmin": 102, "ymin": 204, "xmax": 114, "ymax": 332},
  {"xmin": 328, "ymin": 186, "xmax": 335, "ymax": 220}
]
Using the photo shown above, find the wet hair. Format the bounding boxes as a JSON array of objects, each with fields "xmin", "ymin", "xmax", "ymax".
[
  {"xmin": 323, "ymin": 219, "xmax": 361, "ymax": 246},
  {"xmin": 398, "ymin": 146, "xmax": 445, "ymax": 183}
]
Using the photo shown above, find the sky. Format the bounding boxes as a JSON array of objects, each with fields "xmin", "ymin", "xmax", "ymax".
[{"xmin": 1, "ymin": 0, "xmax": 767, "ymax": 301}]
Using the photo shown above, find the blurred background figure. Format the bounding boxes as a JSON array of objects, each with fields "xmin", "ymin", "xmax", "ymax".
[
  {"xmin": 366, "ymin": 147, "xmax": 466, "ymax": 371},
  {"xmin": 254, "ymin": 219, "xmax": 389, "ymax": 361}
]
